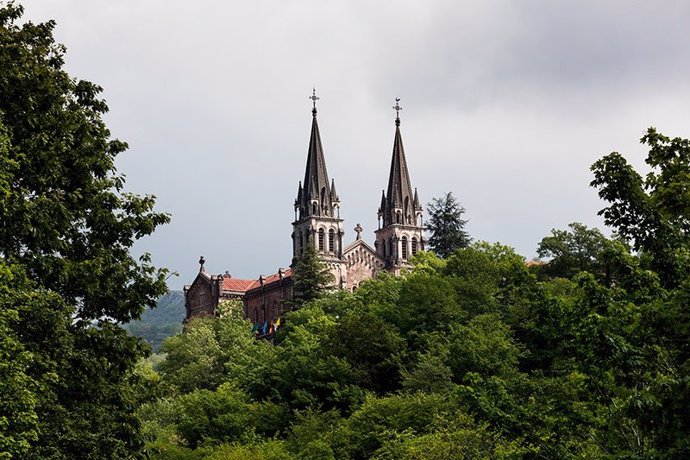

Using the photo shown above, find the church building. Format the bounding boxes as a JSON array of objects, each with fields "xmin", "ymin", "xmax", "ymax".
[{"xmin": 184, "ymin": 93, "xmax": 424, "ymax": 331}]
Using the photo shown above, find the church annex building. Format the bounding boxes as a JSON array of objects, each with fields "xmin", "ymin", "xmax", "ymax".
[{"xmin": 184, "ymin": 94, "xmax": 425, "ymax": 334}]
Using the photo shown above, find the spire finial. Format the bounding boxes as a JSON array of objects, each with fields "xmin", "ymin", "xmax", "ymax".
[
  {"xmin": 199, "ymin": 256, "xmax": 206, "ymax": 272},
  {"xmin": 310, "ymin": 87, "xmax": 319, "ymax": 115},
  {"xmin": 393, "ymin": 97, "xmax": 402, "ymax": 126}
]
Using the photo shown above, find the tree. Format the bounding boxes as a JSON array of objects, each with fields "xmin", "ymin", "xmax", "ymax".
[
  {"xmin": 158, "ymin": 302, "xmax": 276, "ymax": 394},
  {"xmin": 537, "ymin": 222, "xmax": 611, "ymax": 279},
  {"xmin": 291, "ymin": 243, "xmax": 334, "ymax": 306},
  {"xmin": 590, "ymin": 128, "xmax": 690, "ymax": 456},
  {"xmin": 426, "ymin": 192, "xmax": 471, "ymax": 258},
  {"xmin": 591, "ymin": 128, "xmax": 690, "ymax": 288},
  {"xmin": 0, "ymin": 3, "xmax": 169, "ymax": 457}
]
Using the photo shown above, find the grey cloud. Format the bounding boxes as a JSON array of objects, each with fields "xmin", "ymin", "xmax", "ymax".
[{"xmin": 17, "ymin": 0, "xmax": 690, "ymax": 287}]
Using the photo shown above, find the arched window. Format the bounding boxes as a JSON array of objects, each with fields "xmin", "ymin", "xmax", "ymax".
[
  {"xmin": 396, "ymin": 211, "xmax": 401, "ymax": 224},
  {"xmin": 312, "ymin": 202, "xmax": 318, "ymax": 215},
  {"xmin": 401, "ymin": 236, "xmax": 408, "ymax": 260},
  {"xmin": 328, "ymin": 229, "xmax": 335, "ymax": 253},
  {"xmin": 389, "ymin": 239, "xmax": 394, "ymax": 258},
  {"xmin": 411, "ymin": 237, "xmax": 418, "ymax": 256},
  {"xmin": 318, "ymin": 228, "xmax": 325, "ymax": 252},
  {"xmin": 382, "ymin": 240, "xmax": 386, "ymax": 257},
  {"xmin": 299, "ymin": 232, "xmax": 304, "ymax": 254}
]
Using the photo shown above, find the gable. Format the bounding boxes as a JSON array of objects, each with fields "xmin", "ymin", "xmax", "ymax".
[{"xmin": 342, "ymin": 240, "xmax": 385, "ymax": 290}]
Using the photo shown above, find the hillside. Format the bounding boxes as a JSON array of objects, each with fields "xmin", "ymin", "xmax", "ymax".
[{"xmin": 124, "ymin": 290, "xmax": 185, "ymax": 351}]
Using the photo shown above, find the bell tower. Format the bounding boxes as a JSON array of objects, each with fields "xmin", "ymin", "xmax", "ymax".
[
  {"xmin": 292, "ymin": 89, "xmax": 346, "ymax": 285},
  {"xmin": 375, "ymin": 98, "xmax": 424, "ymax": 273}
]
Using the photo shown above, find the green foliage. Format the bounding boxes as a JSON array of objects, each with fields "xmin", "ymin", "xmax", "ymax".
[
  {"xmin": 0, "ymin": 4, "xmax": 169, "ymax": 456},
  {"xmin": 175, "ymin": 383, "xmax": 265, "ymax": 448},
  {"xmin": 158, "ymin": 303, "xmax": 275, "ymax": 393},
  {"xmin": 591, "ymin": 127, "xmax": 690, "ymax": 288},
  {"xmin": 291, "ymin": 243, "xmax": 335, "ymax": 306},
  {"xmin": 0, "ymin": 265, "xmax": 38, "ymax": 459},
  {"xmin": 323, "ymin": 309, "xmax": 406, "ymax": 393},
  {"xmin": 426, "ymin": 192, "xmax": 471, "ymax": 258},
  {"xmin": 537, "ymin": 222, "xmax": 612, "ymax": 279},
  {"xmin": 448, "ymin": 314, "xmax": 522, "ymax": 379}
]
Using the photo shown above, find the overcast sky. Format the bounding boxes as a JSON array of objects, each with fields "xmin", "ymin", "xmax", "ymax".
[{"xmin": 19, "ymin": 0, "xmax": 690, "ymax": 289}]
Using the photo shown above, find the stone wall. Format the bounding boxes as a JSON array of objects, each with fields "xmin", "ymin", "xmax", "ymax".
[{"xmin": 244, "ymin": 275, "xmax": 293, "ymax": 326}]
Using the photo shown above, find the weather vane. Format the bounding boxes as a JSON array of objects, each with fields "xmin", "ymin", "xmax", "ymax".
[
  {"xmin": 393, "ymin": 97, "xmax": 402, "ymax": 124},
  {"xmin": 310, "ymin": 87, "xmax": 319, "ymax": 114}
]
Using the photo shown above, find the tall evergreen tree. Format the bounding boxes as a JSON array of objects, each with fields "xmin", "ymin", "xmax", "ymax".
[
  {"xmin": 291, "ymin": 243, "xmax": 334, "ymax": 307},
  {"xmin": 426, "ymin": 192, "xmax": 471, "ymax": 258},
  {"xmin": 0, "ymin": 3, "xmax": 169, "ymax": 457}
]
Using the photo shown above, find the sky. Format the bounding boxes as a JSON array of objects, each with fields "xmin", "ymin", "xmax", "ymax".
[{"xmin": 18, "ymin": 0, "xmax": 690, "ymax": 289}]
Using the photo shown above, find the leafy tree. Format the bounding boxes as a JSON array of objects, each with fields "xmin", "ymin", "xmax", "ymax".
[
  {"xmin": 448, "ymin": 314, "xmax": 522, "ymax": 380},
  {"xmin": 537, "ymin": 222, "xmax": 611, "ymax": 279},
  {"xmin": 158, "ymin": 302, "xmax": 276, "ymax": 394},
  {"xmin": 291, "ymin": 243, "xmax": 334, "ymax": 306},
  {"xmin": 590, "ymin": 128, "xmax": 690, "ymax": 456},
  {"xmin": 426, "ymin": 192, "xmax": 471, "ymax": 258},
  {"xmin": 259, "ymin": 304, "xmax": 364, "ymax": 412},
  {"xmin": 591, "ymin": 128, "xmax": 690, "ymax": 288},
  {"xmin": 401, "ymin": 352, "xmax": 454, "ymax": 394},
  {"xmin": 0, "ymin": 3, "xmax": 169, "ymax": 457},
  {"xmin": 323, "ymin": 309, "xmax": 406, "ymax": 393}
]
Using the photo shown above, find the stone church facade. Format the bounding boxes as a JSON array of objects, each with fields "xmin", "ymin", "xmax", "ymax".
[{"xmin": 184, "ymin": 95, "xmax": 424, "ymax": 332}]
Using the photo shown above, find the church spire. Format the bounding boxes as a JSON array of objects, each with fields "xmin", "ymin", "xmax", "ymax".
[
  {"xmin": 375, "ymin": 98, "xmax": 424, "ymax": 271},
  {"xmin": 295, "ymin": 89, "xmax": 335, "ymax": 219},
  {"xmin": 381, "ymin": 98, "xmax": 417, "ymax": 227},
  {"xmin": 292, "ymin": 89, "xmax": 345, "ymax": 282}
]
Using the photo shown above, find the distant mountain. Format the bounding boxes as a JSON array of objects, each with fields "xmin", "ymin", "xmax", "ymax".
[{"xmin": 124, "ymin": 290, "xmax": 185, "ymax": 352}]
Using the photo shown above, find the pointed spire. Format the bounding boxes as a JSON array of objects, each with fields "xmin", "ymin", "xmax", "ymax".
[
  {"xmin": 381, "ymin": 99, "xmax": 415, "ymax": 226},
  {"xmin": 413, "ymin": 187, "xmax": 421, "ymax": 211},
  {"xmin": 379, "ymin": 190, "xmax": 386, "ymax": 214},
  {"xmin": 330, "ymin": 178, "xmax": 339, "ymax": 202},
  {"xmin": 296, "ymin": 88, "xmax": 334, "ymax": 219}
]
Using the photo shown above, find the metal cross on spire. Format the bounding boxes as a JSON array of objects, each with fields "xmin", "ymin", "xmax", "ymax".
[
  {"xmin": 310, "ymin": 87, "xmax": 320, "ymax": 115},
  {"xmin": 393, "ymin": 97, "xmax": 402, "ymax": 125}
]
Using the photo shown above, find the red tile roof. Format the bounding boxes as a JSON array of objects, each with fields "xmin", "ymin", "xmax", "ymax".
[
  {"xmin": 221, "ymin": 269, "xmax": 292, "ymax": 293},
  {"xmin": 222, "ymin": 276, "xmax": 256, "ymax": 293},
  {"xmin": 247, "ymin": 268, "xmax": 293, "ymax": 291}
]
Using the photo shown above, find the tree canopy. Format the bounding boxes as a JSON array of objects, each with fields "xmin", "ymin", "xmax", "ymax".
[
  {"xmin": 0, "ymin": 3, "xmax": 169, "ymax": 457},
  {"xmin": 426, "ymin": 192, "xmax": 471, "ymax": 258}
]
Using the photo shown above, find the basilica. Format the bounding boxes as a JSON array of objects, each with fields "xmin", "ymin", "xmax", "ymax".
[{"xmin": 184, "ymin": 94, "xmax": 425, "ymax": 331}]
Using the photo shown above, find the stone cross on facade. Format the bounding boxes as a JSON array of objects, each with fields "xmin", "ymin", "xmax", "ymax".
[{"xmin": 354, "ymin": 223, "xmax": 363, "ymax": 240}]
